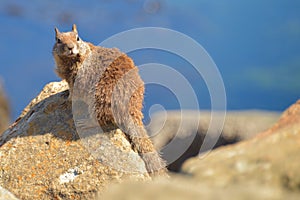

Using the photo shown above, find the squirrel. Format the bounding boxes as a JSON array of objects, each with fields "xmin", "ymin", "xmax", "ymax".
[{"xmin": 52, "ymin": 24, "xmax": 167, "ymax": 176}]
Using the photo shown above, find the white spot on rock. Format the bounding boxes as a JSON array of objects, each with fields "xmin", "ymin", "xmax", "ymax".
[{"xmin": 59, "ymin": 167, "xmax": 82, "ymax": 184}]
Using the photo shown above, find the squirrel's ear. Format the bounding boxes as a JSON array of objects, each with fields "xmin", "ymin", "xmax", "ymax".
[
  {"xmin": 72, "ymin": 24, "xmax": 78, "ymax": 34},
  {"xmin": 54, "ymin": 27, "xmax": 60, "ymax": 36}
]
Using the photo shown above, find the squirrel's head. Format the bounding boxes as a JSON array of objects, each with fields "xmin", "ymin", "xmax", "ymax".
[{"xmin": 52, "ymin": 24, "xmax": 90, "ymax": 58}]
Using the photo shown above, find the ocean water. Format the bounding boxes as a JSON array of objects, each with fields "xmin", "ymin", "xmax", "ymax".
[{"xmin": 0, "ymin": 0, "xmax": 299, "ymax": 120}]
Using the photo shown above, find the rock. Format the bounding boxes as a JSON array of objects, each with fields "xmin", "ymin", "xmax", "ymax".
[
  {"xmin": 100, "ymin": 176, "xmax": 299, "ymax": 200},
  {"xmin": 100, "ymin": 100, "xmax": 300, "ymax": 200},
  {"xmin": 0, "ymin": 81, "xmax": 150, "ymax": 200},
  {"xmin": 0, "ymin": 82, "xmax": 10, "ymax": 134},
  {"xmin": 182, "ymin": 100, "xmax": 300, "ymax": 194},
  {"xmin": 0, "ymin": 186, "xmax": 19, "ymax": 200},
  {"xmin": 148, "ymin": 110, "xmax": 280, "ymax": 171}
]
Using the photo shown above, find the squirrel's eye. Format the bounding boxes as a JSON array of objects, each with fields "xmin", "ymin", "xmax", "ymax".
[
  {"xmin": 56, "ymin": 38, "xmax": 62, "ymax": 43},
  {"xmin": 76, "ymin": 36, "xmax": 80, "ymax": 41}
]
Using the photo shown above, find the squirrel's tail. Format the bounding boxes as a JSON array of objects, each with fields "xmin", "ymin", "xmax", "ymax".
[{"xmin": 125, "ymin": 123, "xmax": 168, "ymax": 177}]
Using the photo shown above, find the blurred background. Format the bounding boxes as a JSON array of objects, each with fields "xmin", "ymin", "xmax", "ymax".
[{"xmin": 0, "ymin": 0, "xmax": 299, "ymax": 122}]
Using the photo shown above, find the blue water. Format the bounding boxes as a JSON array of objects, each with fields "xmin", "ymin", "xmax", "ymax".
[{"xmin": 0, "ymin": 0, "xmax": 299, "ymax": 120}]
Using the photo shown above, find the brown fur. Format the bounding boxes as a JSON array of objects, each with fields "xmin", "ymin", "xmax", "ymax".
[{"xmin": 52, "ymin": 25, "xmax": 167, "ymax": 175}]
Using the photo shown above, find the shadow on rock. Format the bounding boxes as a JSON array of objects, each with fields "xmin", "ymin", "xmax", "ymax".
[{"xmin": 148, "ymin": 110, "xmax": 280, "ymax": 172}]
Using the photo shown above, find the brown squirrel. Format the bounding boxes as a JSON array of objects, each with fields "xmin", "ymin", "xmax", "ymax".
[{"xmin": 52, "ymin": 24, "xmax": 167, "ymax": 176}]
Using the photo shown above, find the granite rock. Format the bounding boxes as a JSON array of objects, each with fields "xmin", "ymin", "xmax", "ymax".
[
  {"xmin": 0, "ymin": 81, "xmax": 149, "ymax": 200},
  {"xmin": 182, "ymin": 100, "xmax": 300, "ymax": 195}
]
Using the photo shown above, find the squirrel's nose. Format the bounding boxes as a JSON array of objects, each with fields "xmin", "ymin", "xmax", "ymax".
[{"xmin": 67, "ymin": 43, "xmax": 74, "ymax": 50}]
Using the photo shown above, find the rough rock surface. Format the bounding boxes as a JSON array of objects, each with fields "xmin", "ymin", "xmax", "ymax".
[
  {"xmin": 0, "ymin": 81, "xmax": 149, "ymax": 200},
  {"xmin": 182, "ymin": 100, "xmax": 300, "ymax": 196},
  {"xmin": 148, "ymin": 110, "xmax": 280, "ymax": 171},
  {"xmin": 101, "ymin": 100, "xmax": 300, "ymax": 199},
  {"xmin": 0, "ymin": 83, "xmax": 10, "ymax": 134}
]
